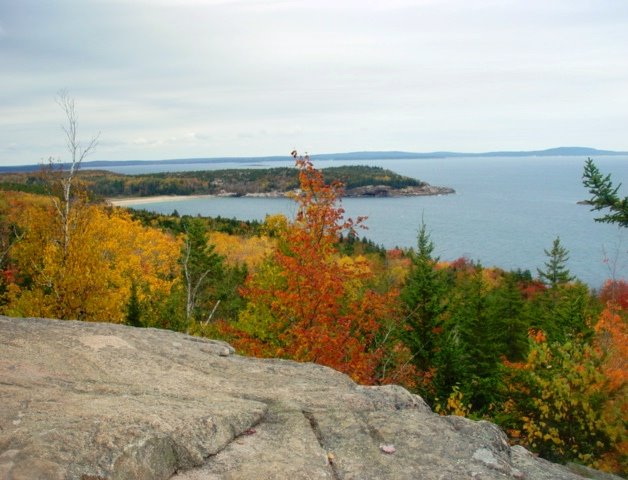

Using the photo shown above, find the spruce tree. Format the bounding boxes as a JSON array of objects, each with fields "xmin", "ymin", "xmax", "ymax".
[
  {"xmin": 181, "ymin": 217, "xmax": 225, "ymax": 327},
  {"xmin": 486, "ymin": 273, "xmax": 528, "ymax": 361},
  {"xmin": 537, "ymin": 237, "xmax": 575, "ymax": 287},
  {"xmin": 400, "ymin": 221, "xmax": 447, "ymax": 371},
  {"xmin": 125, "ymin": 281, "xmax": 142, "ymax": 327},
  {"xmin": 434, "ymin": 266, "xmax": 505, "ymax": 412},
  {"xmin": 582, "ymin": 158, "xmax": 628, "ymax": 227}
]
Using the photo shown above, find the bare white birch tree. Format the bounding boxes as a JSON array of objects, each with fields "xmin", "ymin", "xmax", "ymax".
[{"xmin": 50, "ymin": 89, "xmax": 99, "ymax": 257}]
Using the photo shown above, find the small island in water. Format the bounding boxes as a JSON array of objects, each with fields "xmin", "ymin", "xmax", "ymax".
[{"xmin": 0, "ymin": 165, "xmax": 455, "ymax": 199}]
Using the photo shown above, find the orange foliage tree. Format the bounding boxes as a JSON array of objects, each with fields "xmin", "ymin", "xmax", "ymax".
[{"xmin": 223, "ymin": 152, "xmax": 413, "ymax": 385}]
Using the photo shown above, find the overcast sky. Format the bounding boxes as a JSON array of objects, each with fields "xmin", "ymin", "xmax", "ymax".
[{"xmin": 1, "ymin": 0, "xmax": 627, "ymax": 165}]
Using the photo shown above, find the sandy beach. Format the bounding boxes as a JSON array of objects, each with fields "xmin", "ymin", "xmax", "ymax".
[{"xmin": 107, "ymin": 194, "xmax": 214, "ymax": 207}]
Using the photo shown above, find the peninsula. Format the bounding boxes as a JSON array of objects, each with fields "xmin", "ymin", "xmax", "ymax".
[{"xmin": 0, "ymin": 165, "xmax": 455, "ymax": 200}]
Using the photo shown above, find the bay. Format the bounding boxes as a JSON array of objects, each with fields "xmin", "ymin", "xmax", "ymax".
[{"xmin": 106, "ymin": 156, "xmax": 628, "ymax": 289}]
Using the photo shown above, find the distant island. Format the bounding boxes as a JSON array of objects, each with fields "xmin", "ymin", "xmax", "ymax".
[
  {"xmin": 0, "ymin": 146, "xmax": 625, "ymax": 173},
  {"xmin": 309, "ymin": 146, "xmax": 628, "ymax": 161},
  {"xmin": 0, "ymin": 165, "xmax": 455, "ymax": 199}
]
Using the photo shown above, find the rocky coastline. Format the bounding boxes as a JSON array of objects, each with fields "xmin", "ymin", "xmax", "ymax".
[
  {"xmin": 212, "ymin": 183, "xmax": 455, "ymax": 198},
  {"xmin": 343, "ymin": 183, "xmax": 455, "ymax": 197},
  {"xmin": 108, "ymin": 183, "xmax": 455, "ymax": 206}
]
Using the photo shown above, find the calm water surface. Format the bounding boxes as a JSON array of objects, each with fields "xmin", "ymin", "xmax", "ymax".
[{"xmin": 105, "ymin": 156, "xmax": 627, "ymax": 288}]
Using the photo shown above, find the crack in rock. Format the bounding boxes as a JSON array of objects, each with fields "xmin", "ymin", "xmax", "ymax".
[{"xmin": 303, "ymin": 410, "xmax": 341, "ymax": 480}]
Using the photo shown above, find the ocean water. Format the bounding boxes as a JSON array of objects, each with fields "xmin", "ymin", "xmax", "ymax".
[{"xmin": 108, "ymin": 156, "xmax": 628, "ymax": 289}]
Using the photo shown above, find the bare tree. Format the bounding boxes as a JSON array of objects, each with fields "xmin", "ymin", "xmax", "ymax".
[{"xmin": 50, "ymin": 89, "xmax": 100, "ymax": 256}]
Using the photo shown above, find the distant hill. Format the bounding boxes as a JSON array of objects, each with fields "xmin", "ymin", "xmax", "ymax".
[
  {"xmin": 310, "ymin": 147, "xmax": 628, "ymax": 160},
  {"xmin": 1, "ymin": 147, "xmax": 625, "ymax": 173}
]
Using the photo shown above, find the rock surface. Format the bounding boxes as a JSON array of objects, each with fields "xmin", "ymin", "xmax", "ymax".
[
  {"xmin": 226, "ymin": 183, "xmax": 455, "ymax": 198},
  {"xmin": 343, "ymin": 183, "xmax": 455, "ymax": 197},
  {"xmin": 0, "ymin": 316, "xmax": 619, "ymax": 480}
]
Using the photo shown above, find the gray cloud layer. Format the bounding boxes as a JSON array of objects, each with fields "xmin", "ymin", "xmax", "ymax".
[{"xmin": 1, "ymin": 0, "xmax": 627, "ymax": 164}]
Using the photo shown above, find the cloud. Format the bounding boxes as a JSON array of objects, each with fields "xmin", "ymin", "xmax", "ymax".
[{"xmin": 0, "ymin": 0, "xmax": 627, "ymax": 165}]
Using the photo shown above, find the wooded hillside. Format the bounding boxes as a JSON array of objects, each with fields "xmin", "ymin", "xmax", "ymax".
[{"xmin": 0, "ymin": 165, "xmax": 451, "ymax": 198}]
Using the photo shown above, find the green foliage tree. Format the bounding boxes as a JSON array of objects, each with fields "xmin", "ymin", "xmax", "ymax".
[
  {"xmin": 582, "ymin": 158, "xmax": 628, "ymax": 228},
  {"xmin": 524, "ymin": 282, "xmax": 596, "ymax": 344},
  {"xmin": 537, "ymin": 237, "xmax": 575, "ymax": 287},
  {"xmin": 400, "ymin": 221, "xmax": 447, "ymax": 372},
  {"xmin": 431, "ymin": 326, "xmax": 471, "ymax": 408},
  {"xmin": 180, "ymin": 217, "xmax": 225, "ymax": 328},
  {"xmin": 444, "ymin": 268, "xmax": 506, "ymax": 411},
  {"xmin": 485, "ymin": 273, "xmax": 528, "ymax": 361},
  {"xmin": 125, "ymin": 281, "xmax": 142, "ymax": 327}
]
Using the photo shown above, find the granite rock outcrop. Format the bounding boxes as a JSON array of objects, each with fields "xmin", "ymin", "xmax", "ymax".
[{"xmin": 0, "ymin": 316, "xmax": 619, "ymax": 480}]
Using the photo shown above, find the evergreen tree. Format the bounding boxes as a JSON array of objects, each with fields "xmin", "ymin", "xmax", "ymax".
[
  {"xmin": 436, "ymin": 267, "xmax": 518, "ymax": 412},
  {"xmin": 431, "ymin": 326, "xmax": 470, "ymax": 404},
  {"xmin": 582, "ymin": 158, "xmax": 628, "ymax": 227},
  {"xmin": 400, "ymin": 222, "xmax": 447, "ymax": 371},
  {"xmin": 125, "ymin": 281, "xmax": 143, "ymax": 327},
  {"xmin": 486, "ymin": 273, "xmax": 528, "ymax": 361},
  {"xmin": 537, "ymin": 237, "xmax": 575, "ymax": 287},
  {"xmin": 181, "ymin": 217, "xmax": 225, "ymax": 327},
  {"xmin": 525, "ymin": 282, "xmax": 597, "ymax": 343},
  {"xmin": 549, "ymin": 283, "xmax": 596, "ymax": 341},
  {"xmin": 452, "ymin": 271, "xmax": 501, "ymax": 391}
]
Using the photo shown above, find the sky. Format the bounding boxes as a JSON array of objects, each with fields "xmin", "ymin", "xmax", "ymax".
[{"xmin": 1, "ymin": 0, "xmax": 628, "ymax": 166}]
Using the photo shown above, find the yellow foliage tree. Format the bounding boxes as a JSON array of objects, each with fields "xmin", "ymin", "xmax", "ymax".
[
  {"xmin": 504, "ymin": 324, "xmax": 626, "ymax": 473},
  {"xmin": 5, "ymin": 202, "xmax": 180, "ymax": 323},
  {"xmin": 3, "ymin": 92, "xmax": 182, "ymax": 324},
  {"xmin": 209, "ymin": 231, "xmax": 275, "ymax": 270}
]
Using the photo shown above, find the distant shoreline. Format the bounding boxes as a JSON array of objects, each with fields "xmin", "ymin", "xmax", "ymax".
[
  {"xmin": 108, "ymin": 194, "xmax": 215, "ymax": 206},
  {"xmin": 107, "ymin": 183, "xmax": 455, "ymax": 206},
  {"xmin": 2, "ymin": 147, "xmax": 626, "ymax": 173}
]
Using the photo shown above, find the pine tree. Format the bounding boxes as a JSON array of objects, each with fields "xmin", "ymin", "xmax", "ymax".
[{"xmin": 537, "ymin": 237, "xmax": 575, "ymax": 287}]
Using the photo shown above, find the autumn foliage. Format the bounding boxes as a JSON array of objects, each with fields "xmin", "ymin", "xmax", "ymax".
[
  {"xmin": 221, "ymin": 152, "xmax": 411, "ymax": 384},
  {"xmin": 3, "ymin": 194, "xmax": 180, "ymax": 323},
  {"xmin": 0, "ymin": 152, "xmax": 625, "ymax": 474},
  {"xmin": 499, "ymin": 302, "xmax": 627, "ymax": 472}
]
